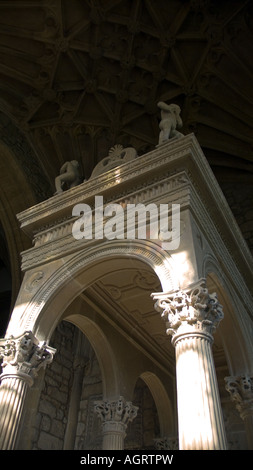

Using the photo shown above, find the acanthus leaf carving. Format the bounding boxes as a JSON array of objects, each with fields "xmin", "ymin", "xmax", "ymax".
[
  {"xmin": 153, "ymin": 278, "xmax": 224, "ymax": 339},
  {"xmin": 94, "ymin": 396, "xmax": 138, "ymax": 426},
  {"xmin": 0, "ymin": 331, "xmax": 56, "ymax": 382}
]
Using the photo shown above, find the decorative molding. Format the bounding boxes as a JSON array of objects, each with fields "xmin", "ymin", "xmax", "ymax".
[
  {"xmin": 17, "ymin": 136, "xmax": 193, "ymax": 235},
  {"xmin": 19, "ymin": 173, "xmax": 190, "ymax": 271},
  {"xmin": 134, "ymin": 271, "xmax": 161, "ymax": 291}
]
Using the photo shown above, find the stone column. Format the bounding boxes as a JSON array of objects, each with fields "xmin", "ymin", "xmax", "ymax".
[
  {"xmin": 0, "ymin": 331, "xmax": 55, "ymax": 449},
  {"xmin": 94, "ymin": 396, "xmax": 138, "ymax": 450},
  {"xmin": 225, "ymin": 375, "xmax": 253, "ymax": 449},
  {"xmin": 153, "ymin": 279, "xmax": 227, "ymax": 450}
]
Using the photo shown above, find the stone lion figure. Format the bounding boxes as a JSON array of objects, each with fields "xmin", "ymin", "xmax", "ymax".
[{"xmin": 157, "ymin": 101, "xmax": 184, "ymax": 145}]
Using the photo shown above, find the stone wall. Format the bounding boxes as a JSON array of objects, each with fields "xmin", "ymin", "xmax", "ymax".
[
  {"xmin": 30, "ymin": 320, "xmax": 161, "ymax": 450},
  {"xmin": 125, "ymin": 378, "xmax": 160, "ymax": 450},
  {"xmin": 31, "ymin": 321, "xmax": 76, "ymax": 450},
  {"xmin": 74, "ymin": 345, "xmax": 103, "ymax": 450}
]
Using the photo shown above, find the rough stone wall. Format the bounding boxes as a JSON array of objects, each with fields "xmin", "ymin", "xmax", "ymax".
[
  {"xmin": 31, "ymin": 321, "xmax": 104, "ymax": 450},
  {"xmin": 31, "ymin": 320, "xmax": 161, "ymax": 450},
  {"xmin": 125, "ymin": 378, "xmax": 160, "ymax": 450},
  {"xmin": 31, "ymin": 321, "xmax": 76, "ymax": 450},
  {"xmin": 222, "ymin": 401, "xmax": 248, "ymax": 450},
  {"xmin": 74, "ymin": 347, "xmax": 103, "ymax": 450}
]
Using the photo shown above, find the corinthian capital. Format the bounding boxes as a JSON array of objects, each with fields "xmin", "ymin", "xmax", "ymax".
[
  {"xmin": 225, "ymin": 375, "xmax": 253, "ymax": 418},
  {"xmin": 0, "ymin": 331, "xmax": 56, "ymax": 383},
  {"xmin": 152, "ymin": 278, "xmax": 224, "ymax": 339},
  {"xmin": 94, "ymin": 396, "xmax": 138, "ymax": 425}
]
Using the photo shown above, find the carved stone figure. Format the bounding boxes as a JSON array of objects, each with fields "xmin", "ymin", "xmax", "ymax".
[
  {"xmin": 90, "ymin": 144, "xmax": 138, "ymax": 179},
  {"xmin": 157, "ymin": 102, "xmax": 184, "ymax": 145},
  {"xmin": 55, "ymin": 160, "xmax": 81, "ymax": 194}
]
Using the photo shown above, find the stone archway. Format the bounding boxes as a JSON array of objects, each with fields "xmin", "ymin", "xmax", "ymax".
[
  {"xmin": 65, "ymin": 312, "xmax": 120, "ymax": 400},
  {"xmin": 140, "ymin": 371, "xmax": 174, "ymax": 438},
  {"xmin": 203, "ymin": 255, "xmax": 253, "ymax": 376},
  {"xmin": 7, "ymin": 239, "xmax": 178, "ymax": 340},
  {"xmin": 1, "ymin": 237, "xmax": 178, "ymax": 450}
]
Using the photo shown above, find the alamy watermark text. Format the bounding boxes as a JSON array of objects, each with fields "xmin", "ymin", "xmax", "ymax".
[{"xmin": 72, "ymin": 196, "xmax": 180, "ymax": 251}]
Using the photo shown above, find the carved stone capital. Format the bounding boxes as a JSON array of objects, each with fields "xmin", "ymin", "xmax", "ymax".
[
  {"xmin": 94, "ymin": 396, "xmax": 138, "ymax": 427},
  {"xmin": 225, "ymin": 375, "xmax": 253, "ymax": 419},
  {"xmin": 152, "ymin": 279, "xmax": 224, "ymax": 343},
  {"xmin": 154, "ymin": 436, "xmax": 179, "ymax": 450},
  {"xmin": 0, "ymin": 331, "xmax": 56, "ymax": 385}
]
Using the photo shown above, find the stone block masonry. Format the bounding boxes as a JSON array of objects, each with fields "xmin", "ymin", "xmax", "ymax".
[{"xmin": 32, "ymin": 322, "xmax": 76, "ymax": 450}]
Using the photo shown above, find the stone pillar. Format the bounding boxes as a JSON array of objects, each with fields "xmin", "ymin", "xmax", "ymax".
[
  {"xmin": 153, "ymin": 279, "xmax": 227, "ymax": 450},
  {"xmin": 94, "ymin": 396, "xmax": 138, "ymax": 450},
  {"xmin": 0, "ymin": 331, "xmax": 55, "ymax": 450},
  {"xmin": 225, "ymin": 375, "xmax": 253, "ymax": 449}
]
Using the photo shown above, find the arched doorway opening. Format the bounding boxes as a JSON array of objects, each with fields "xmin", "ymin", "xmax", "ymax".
[{"xmin": 18, "ymin": 252, "xmax": 176, "ymax": 450}]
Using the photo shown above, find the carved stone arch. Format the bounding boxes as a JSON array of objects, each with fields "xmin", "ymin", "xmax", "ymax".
[
  {"xmin": 13, "ymin": 239, "xmax": 178, "ymax": 413},
  {"xmin": 11, "ymin": 239, "xmax": 178, "ymax": 340},
  {"xmin": 203, "ymin": 253, "xmax": 253, "ymax": 375},
  {"xmin": 139, "ymin": 371, "xmax": 175, "ymax": 437}
]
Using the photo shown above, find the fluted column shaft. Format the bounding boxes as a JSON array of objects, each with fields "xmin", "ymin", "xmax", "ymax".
[
  {"xmin": 94, "ymin": 396, "xmax": 138, "ymax": 450},
  {"xmin": 174, "ymin": 331, "xmax": 226, "ymax": 449},
  {"xmin": 101, "ymin": 421, "xmax": 127, "ymax": 450},
  {"xmin": 153, "ymin": 278, "xmax": 227, "ymax": 450},
  {"xmin": 0, "ymin": 373, "xmax": 29, "ymax": 449},
  {"xmin": 0, "ymin": 331, "xmax": 55, "ymax": 450}
]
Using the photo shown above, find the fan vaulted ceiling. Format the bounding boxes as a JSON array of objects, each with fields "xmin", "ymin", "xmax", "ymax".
[{"xmin": 0, "ymin": 0, "xmax": 252, "ymax": 202}]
